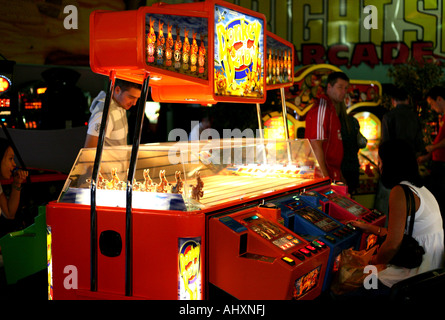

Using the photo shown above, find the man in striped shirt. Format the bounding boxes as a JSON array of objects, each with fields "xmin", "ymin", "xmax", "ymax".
[
  {"xmin": 85, "ymin": 79, "xmax": 142, "ymax": 148},
  {"xmin": 305, "ymin": 72, "xmax": 349, "ymax": 181}
]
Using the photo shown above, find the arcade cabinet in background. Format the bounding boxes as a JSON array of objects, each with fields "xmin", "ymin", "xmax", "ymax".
[
  {"xmin": 39, "ymin": 67, "xmax": 89, "ymax": 130},
  {"xmin": 0, "ymin": 60, "xmax": 18, "ymax": 128},
  {"xmin": 17, "ymin": 80, "xmax": 47, "ymax": 129}
]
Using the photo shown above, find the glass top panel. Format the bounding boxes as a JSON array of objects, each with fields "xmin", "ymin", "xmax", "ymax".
[{"xmin": 58, "ymin": 138, "xmax": 323, "ymax": 211}]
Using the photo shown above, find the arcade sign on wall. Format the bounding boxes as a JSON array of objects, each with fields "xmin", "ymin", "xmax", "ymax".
[{"xmin": 291, "ymin": 0, "xmax": 444, "ymax": 67}]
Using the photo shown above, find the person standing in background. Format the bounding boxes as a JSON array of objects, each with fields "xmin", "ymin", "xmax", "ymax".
[
  {"xmin": 375, "ymin": 86, "xmax": 426, "ymax": 216},
  {"xmin": 189, "ymin": 115, "xmax": 213, "ymax": 141},
  {"xmin": 340, "ymin": 113, "xmax": 367, "ymax": 194},
  {"xmin": 381, "ymin": 86, "xmax": 425, "ymax": 156},
  {"xmin": 84, "ymin": 79, "xmax": 142, "ymax": 148},
  {"xmin": 418, "ymin": 86, "xmax": 445, "ymax": 226},
  {"xmin": 305, "ymin": 71, "xmax": 350, "ymax": 181}
]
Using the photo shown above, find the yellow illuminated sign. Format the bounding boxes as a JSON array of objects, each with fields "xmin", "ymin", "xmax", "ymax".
[{"xmin": 0, "ymin": 76, "xmax": 11, "ymax": 93}]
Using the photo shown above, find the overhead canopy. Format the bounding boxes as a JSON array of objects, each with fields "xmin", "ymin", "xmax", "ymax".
[{"xmin": 90, "ymin": 0, "xmax": 275, "ymax": 105}]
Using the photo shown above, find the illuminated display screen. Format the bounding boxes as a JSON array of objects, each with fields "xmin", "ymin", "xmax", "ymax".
[
  {"xmin": 294, "ymin": 265, "xmax": 321, "ymax": 299},
  {"xmin": 145, "ymin": 13, "xmax": 208, "ymax": 80},
  {"xmin": 323, "ymin": 190, "xmax": 368, "ymax": 216},
  {"xmin": 25, "ymin": 101, "xmax": 42, "ymax": 110},
  {"xmin": 286, "ymin": 202, "xmax": 339, "ymax": 232},
  {"xmin": 0, "ymin": 98, "xmax": 10, "ymax": 108},
  {"xmin": 243, "ymin": 214, "xmax": 300, "ymax": 250},
  {"xmin": 214, "ymin": 5, "xmax": 264, "ymax": 99}
]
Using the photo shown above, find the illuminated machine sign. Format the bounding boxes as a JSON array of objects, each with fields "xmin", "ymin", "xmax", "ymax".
[
  {"xmin": 145, "ymin": 13, "xmax": 209, "ymax": 80},
  {"xmin": 0, "ymin": 61, "xmax": 14, "ymax": 118},
  {"xmin": 0, "ymin": 75, "xmax": 11, "ymax": 94},
  {"xmin": 265, "ymin": 31, "xmax": 294, "ymax": 90},
  {"xmin": 47, "ymin": 226, "xmax": 53, "ymax": 300},
  {"xmin": 178, "ymin": 237, "xmax": 202, "ymax": 300},
  {"xmin": 214, "ymin": 4, "xmax": 265, "ymax": 100},
  {"xmin": 294, "ymin": 265, "xmax": 321, "ymax": 299},
  {"xmin": 89, "ymin": 0, "xmax": 266, "ymax": 104}
]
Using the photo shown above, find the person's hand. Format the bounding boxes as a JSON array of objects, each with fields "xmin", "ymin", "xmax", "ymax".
[
  {"xmin": 425, "ymin": 144, "xmax": 435, "ymax": 153},
  {"xmin": 417, "ymin": 153, "xmax": 430, "ymax": 164},
  {"xmin": 349, "ymin": 220, "xmax": 372, "ymax": 233},
  {"xmin": 13, "ymin": 169, "xmax": 28, "ymax": 185}
]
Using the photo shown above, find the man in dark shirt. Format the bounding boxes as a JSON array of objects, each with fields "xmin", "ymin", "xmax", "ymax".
[
  {"xmin": 381, "ymin": 86, "xmax": 425, "ymax": 156},
  {"xmin": 376, "ymin": 86, "xmax": 425, "ymax": 215}
]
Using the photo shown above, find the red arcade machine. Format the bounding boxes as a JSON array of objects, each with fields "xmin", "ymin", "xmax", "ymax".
[
  {"xmin": 209, "ymin": 205, "xmax": 330, "ymax": 300},
  {"xmin": 46, "ymin": 0, "xmax": 330, "ymax": 300},
  {"xmin": 299, "ymin": 184, "xmax": 385, "ymax": 250},
  {"xmin": 207, "ymin": 31, "xmax": 332, "ymax": 300}
]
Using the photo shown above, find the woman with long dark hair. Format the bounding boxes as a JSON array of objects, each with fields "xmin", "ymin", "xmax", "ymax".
[
  {"xmin": 0, "ymin": 138, "xmax": 28, "ymax": 220},
  {"xmin": 351, "ymin": 139, "xmax": 444, "ymax": 292}
]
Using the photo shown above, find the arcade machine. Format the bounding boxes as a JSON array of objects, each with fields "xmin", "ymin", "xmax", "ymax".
[
  {"xmin": 209, "ymin": 205, "xmax": 330, "ymax": 300},
  {"xmin": 0, "ymin": 61, "xmax": 67, "ymax": 233},
  {"xmin": 346, "ymin": 80, "xmax": 383, "ymax": 206},
  {"xmin": 298, "ymin": 184, "xmax": 385, "ymax": 250},
  {"xmin": 46, "ymin": 0, "xmax": 329, "ymax": 300},
  {"xmin": 17, "ymin": 80, "xmax": 47, "ymax": 129},
  {"xmin": 207, "ymin": 31, "xmax": 332, "ymax": 300},
  {"xmin": 17, "ymin": 68, "xmax": 89, "ymax": 130},
  {"xmin": 0, "ymin": 60, "xmax": 16, "ymax": 128},
  {"xmin": 266, "ymin": 193, "xmax": 360, "ymax": 292},
  {"xmin": 353, "ymin": 110, "xmax": 381, "ymax": 201},
  {"xmin": 0, "ymin": 63, "xmax": 67, "ymax": 287}
]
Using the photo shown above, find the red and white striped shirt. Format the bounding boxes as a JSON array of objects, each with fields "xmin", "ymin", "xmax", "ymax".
[{"xmin": 305, "ymin": 94, "xmax": 343, "ymax": 180}]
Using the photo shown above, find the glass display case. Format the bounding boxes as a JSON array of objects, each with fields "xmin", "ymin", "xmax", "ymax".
[{"xmin": 58, "ymin": 138, "xmax": 324, "ymax": 212}]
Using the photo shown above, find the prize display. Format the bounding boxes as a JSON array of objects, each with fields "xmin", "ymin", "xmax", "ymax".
[
  {"xmin": 58, "ymin": 139, "xmax": 324, "ymax": 211},
  {"xmin": 89, "ymin": 0, "xmax": 267, "ymax": 105},
  {"xmin": 265, "ymin": 31, "xmax": 294, "ymax": 89}
]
